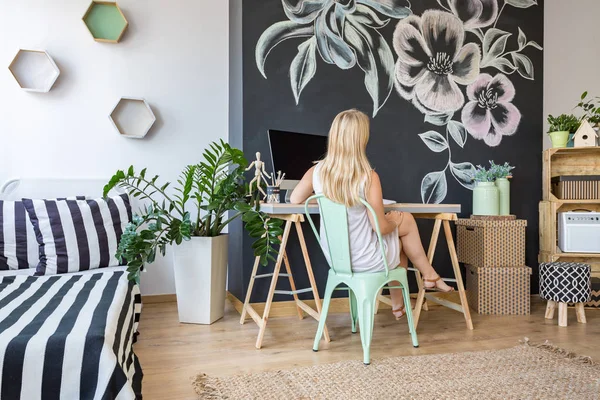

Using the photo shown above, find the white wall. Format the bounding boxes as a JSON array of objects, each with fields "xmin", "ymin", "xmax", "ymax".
[
  {"xmin": 544, "ymin": 0, "xmax": 600, "ymax": 149},
  {"xmin": 0, "ymin": 0, "xmax": 229, "ymax": 295}
]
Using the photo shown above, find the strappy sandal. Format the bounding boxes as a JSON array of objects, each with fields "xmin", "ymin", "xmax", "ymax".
[
  {"xmin": 423, "ymin": 275, "xmax": 455, "ymax": 292},
  {"xmin": 392, "ymin": 305, "xmax": 406, "ymax": 320}
]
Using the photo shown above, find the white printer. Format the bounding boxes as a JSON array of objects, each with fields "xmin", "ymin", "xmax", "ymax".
[{"xmin": 558, "ymin": 211, "xmax": 600, "ymax": 253}]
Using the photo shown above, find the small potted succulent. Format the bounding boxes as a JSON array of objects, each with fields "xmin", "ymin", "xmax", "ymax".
[
  {"xmin": 489, "ymin": 161, "xmax": 515, "ymax": 216},
  {"xmin": 547, "ymin": 114, "xmax": 580, "ymax": 148},
  {"xmin": 472, "ymin": 165, "xmax": 499, "ymax": 216}
]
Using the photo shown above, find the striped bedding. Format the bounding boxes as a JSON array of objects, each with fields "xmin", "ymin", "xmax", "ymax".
[{"xmin": 0, "ymin": 269, "xmax": 142, "ymax": 399}]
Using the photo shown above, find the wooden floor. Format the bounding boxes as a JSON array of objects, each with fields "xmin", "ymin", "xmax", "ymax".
[{"xmin": 135, "ymin": 298, "xmax": 599, "ymax": 400}]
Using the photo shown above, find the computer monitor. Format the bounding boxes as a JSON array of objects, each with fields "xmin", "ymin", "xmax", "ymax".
[{"xmin": 268, "ymin": 129, "xmax": 328, "ymax": 190}]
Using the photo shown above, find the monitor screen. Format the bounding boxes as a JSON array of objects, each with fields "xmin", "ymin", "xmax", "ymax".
[{"xmin": 268, "ymin": 129, "xmax": 328, "ymax": 181}]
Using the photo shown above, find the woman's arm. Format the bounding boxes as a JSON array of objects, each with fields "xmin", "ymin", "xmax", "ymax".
[
  {"xmin": 289, "ymin": 166, "xmax": 316, "ymax": 204},
  {"xmin": 365, "ymin": 171, "xmax": 399, "ymax": 236}
]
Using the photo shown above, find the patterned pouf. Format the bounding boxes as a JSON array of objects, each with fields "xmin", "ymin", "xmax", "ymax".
[{"xmin": 539, "ymin": 262, "xmax": 591, "ymax": 327}]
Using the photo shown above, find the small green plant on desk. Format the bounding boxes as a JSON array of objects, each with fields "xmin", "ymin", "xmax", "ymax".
[
  {"xmin": 104, "ymin": 140, "xmax": 283, "ymax": 281},
  {"xmin": 547, "ymin": 114, "xmax": 580, "ymax": 148}
]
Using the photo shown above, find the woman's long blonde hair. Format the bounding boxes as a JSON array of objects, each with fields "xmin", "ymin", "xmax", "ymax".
[{"xmin": 319, "ymin": 109, "xmax": 372, "ymax": 207}]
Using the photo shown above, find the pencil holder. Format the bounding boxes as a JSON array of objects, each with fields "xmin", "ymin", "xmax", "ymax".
[{"xmin": 266, "ymin": 186, "xmax": 280, "ymax": 203}]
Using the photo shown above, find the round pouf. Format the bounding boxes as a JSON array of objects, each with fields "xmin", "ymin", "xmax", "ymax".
[{"xmin": 539, "ymin": 262, "xmax": 591, "ymax": 327}]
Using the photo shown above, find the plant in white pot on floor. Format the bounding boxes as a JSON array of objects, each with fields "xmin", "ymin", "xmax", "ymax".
[{"xmin": 103, "ymin": 140, "xmax": 283, "ymax": 324}]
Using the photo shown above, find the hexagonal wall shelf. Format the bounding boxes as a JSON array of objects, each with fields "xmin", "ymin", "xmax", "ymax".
[
  {"xmin": 83, "ymin": 1, "xmax": 128, "ymax": 43},
  {"xmin": 109, "ymin": 98, "xmax": 156, "ymax": 139},
  {"xmin": 8, "ymin": 50, "xmax": 60, "ymax": 92}
]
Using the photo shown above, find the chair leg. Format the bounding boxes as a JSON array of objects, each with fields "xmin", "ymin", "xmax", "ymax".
[
  {"xmin": 356, "ymin": 295, "xmax": 376, "ymax": 365},
  {"xmin": 349, "ymin": 290, "xmax": 358, "ymax": 334},
  {"xmin": 400, "ymin": 276, "xmax": 419, "ymax": 348},
  {"xmin": 313, "ymin": 279, "xmax": 335, "ymax": 351},
  {"xmin": 545, "ymin": 300, "xmax": 556, "ymax": 320},
  {"xmin": 558, "ymin": 302, "xmax": 568, "ymax": 327},
  {"xmin": 575, "ymin": 303, "xmax": 587, "ymax": 324}
]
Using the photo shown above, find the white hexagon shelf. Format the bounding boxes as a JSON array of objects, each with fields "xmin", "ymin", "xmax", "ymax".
[
  {"xmin": 8, "ymin": 49, "xmax": 60, "ymax": 92},
  {"xmin": 109, "ymin": 97, "xmax": 156, "ymax": 139}
]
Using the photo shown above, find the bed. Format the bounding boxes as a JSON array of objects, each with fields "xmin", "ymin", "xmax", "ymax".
[{"xmin": 0, "ymin": 179, "xmax": 142, "ymax": 399}]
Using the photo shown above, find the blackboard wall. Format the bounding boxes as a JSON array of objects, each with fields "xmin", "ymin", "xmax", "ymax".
[{"xmin": 229, "ymin": 0, "xmax": 544, "ymax": 303}]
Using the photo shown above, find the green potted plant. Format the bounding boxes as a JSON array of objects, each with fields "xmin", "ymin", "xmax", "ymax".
[
  {"xmin": 547, "ymin": 114, "xmax": 580, "ymax": 148},
  {"xmin": 573, "ymin": 91, "xmax": 600, "ymax": 147},
  {"xmin": 472, "ymin": 165, "xmax": 499, "ymax": 216},
  {"xmin": 103, "ymin": 140, "xmax": 283, "ymax": 324},
  {"xmin": 489, "ymin": 161, "xmax": 515, "ymax": 216}
]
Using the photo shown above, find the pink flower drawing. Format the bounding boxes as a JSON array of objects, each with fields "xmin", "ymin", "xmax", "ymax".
[{"xmin": 461, "ymin": 73, "xmax": 521, "ymax": 147}]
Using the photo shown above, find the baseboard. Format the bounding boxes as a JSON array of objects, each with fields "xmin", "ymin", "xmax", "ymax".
[{"xmin": 142, "ymin": 294, "xmax": 177, "ymax": 304}]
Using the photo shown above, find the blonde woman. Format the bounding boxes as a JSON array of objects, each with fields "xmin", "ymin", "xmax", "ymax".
[{"xmin": 290, "ymin": 109, "xmax": 453, "ymax": 320}]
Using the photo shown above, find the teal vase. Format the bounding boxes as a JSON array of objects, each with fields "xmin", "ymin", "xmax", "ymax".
[
  {"xmin": 495, "ymin": 178, "xmax": 510, "ymax": 215},
  {"xmin": 473, "ymin": 182, "xmax": 499, "ymax": 216}
]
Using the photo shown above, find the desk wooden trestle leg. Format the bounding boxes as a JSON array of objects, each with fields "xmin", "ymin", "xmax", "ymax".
[
  {"xmin": 239, "ymin": 213, "xmax": 330, "ymax": 349},
  {"xmin": 376, "ymin": 213, "xmax": 473, "ymax": 331}
]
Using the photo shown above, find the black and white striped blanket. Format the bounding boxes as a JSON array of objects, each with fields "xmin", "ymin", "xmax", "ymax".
[{"xmin": 0, "ymin": 270, "xmax": 142, "ymax": 399}]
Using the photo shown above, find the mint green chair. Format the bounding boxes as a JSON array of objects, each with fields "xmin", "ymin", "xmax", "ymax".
[{"xmin": 305, "ymin": 195, "xmax": 418, "ymax": 365}]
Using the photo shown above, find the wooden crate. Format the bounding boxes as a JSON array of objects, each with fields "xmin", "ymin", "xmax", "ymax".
[
  {"xmin": 457, "ymin": 219, "xmax": 526, "ymax": 267},
  {"xmin": 543, "ymin": 148, "xmax": 600, "ymax": 201},
  {"xmin": 538, "ymin": 201, "xmax": 600, "ymax": 276},
  {"xmin": 551, "ymin": 176, "xmax": 600, "ymax": 200},
  {"xmin": 466, "ymin": 265, "xmax": 531, "ymax": 315}
]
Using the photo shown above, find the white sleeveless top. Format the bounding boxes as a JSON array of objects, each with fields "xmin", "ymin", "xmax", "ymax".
[{"xmin": 313, "ymin": 163, "xmax": 401, "ymax": 273}]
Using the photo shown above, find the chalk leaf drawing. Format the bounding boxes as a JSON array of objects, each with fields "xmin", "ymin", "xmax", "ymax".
[
  {"xmin": 461, "ymin": 73, "xmax": 521, "ymax": 147},
  {"xmin": 256, "ymin": 0, "xmax": 412, "ymax": 116},
  {"xmin": 419, "ymin": 131, "xmax": 449, "ymax": 153},
  {"xmin": 421, "ymin": 170, "xmax": 448, "ymax": 204},
  {"xmin": 396, "ymin": 0, "xmax": 542, "ymax": 203}
]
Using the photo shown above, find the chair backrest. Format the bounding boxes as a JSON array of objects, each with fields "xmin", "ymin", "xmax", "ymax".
[{"xmin": 304, "ymin": 194, "xmax": 390, "ymax": 277}]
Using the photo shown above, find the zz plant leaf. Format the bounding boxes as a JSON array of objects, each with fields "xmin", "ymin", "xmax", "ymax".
[{"xmin": 104, "ymin": 140, "xmax": 282, "ymax": 279}]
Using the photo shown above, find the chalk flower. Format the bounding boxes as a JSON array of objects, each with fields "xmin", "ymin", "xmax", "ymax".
[
  {"xmin": 461, "ymin": 73, "xmax": 521, "ymax": 147},
  {"xmin": 448, "ymin": 0, "xmax": 498, "ymax": 29},
  {"xmin": 393, "ymin": 10, "xmax": 481, "ymax": 114}
]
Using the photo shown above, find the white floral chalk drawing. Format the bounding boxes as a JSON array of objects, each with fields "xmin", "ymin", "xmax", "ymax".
[
  {"xmin": 255, "ymin": 0, "xmax": 542, "ymax": 204},
  {"xmin": 255, "ymin": 0, "xmax": 412, "ymax": 116},
  {"xmin": 393, "ymin": 10, "xmax": 481, "ymax": 115},
  {"xmin": 461, "ymin": 73, "xmax": 521, "ymax": 147},
  {"xmin": 395, "ymin": 0, "xmax": 541, "ymax": 204}
]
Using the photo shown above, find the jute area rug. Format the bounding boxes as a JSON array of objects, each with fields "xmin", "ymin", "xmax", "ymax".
[{"xmin": 193, "ymin": 340, "xmax": 600, "ymax": 399}]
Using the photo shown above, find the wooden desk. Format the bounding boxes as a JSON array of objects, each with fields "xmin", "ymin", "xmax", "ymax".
[{"xmin": 239, "ymin": 202, "xmax": 472, "ymax": 349}]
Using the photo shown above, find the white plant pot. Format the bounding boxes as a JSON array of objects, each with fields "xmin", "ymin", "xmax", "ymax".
[{"xmin": 172, "ymin": 235, "xmax": 228, "ymax": 324}]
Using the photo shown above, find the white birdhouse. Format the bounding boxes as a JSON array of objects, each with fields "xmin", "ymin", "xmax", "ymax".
[{"xmin": 573, "ymin": 120, "xmax": 598, "ymax": 147}]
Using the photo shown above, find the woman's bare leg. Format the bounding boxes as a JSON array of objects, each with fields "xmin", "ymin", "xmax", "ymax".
[
  {"xmin": 397, "ymin": 212, "xmax": 453, "ymax": 292},
  {"xmin": 390, "ymin": 249, "xmax": 409, "ymax": 318}
]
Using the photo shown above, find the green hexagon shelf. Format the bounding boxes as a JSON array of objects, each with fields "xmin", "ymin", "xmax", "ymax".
[
  {"xmin": 8, "ymin": 49, "xmax": 60, "ymax": 92},
  {"xmin": 83, "ymin": 1, "xmax": 128, "ymax": 43}
]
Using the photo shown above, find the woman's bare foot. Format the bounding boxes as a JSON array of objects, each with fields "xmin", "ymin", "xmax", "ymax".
[
  {"xmin": 391, "ymin": 298, "xmax": 405, "ymax": 319},
  {"xmin": 423, "ymin": 274, "xmax": 454, "ymax": 292}
]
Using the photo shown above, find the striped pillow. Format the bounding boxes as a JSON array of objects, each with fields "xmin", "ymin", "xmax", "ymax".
[
  {"xmin": 0, "ymin": 197, "xmax": 85, "ymax": 270},
  {"xmin": 22, "ymin": 194, "xmax": 132, "ymax": 275}
]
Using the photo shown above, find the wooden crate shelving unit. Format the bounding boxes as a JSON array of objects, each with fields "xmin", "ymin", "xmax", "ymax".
[{"xmin": 540, "ymin": 148, "xmax": 600, "ymax": 278}]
